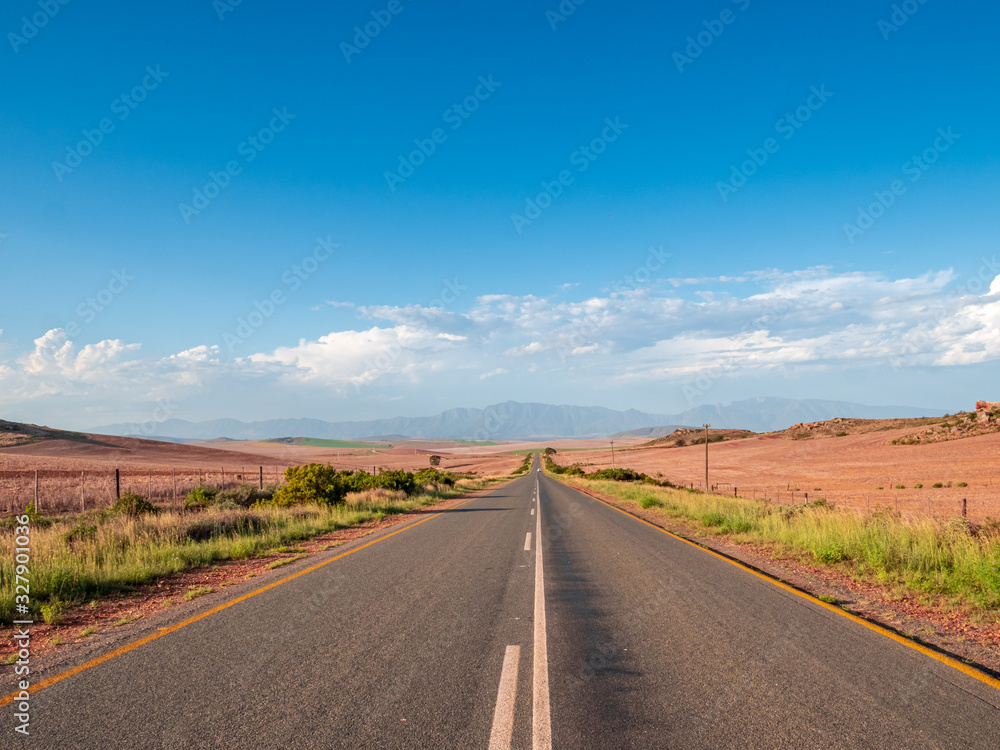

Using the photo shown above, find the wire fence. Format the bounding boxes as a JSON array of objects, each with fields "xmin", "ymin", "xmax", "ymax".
[{"xmin": 0, "ymin": 466, "xmax": 288, "ymax": 516}]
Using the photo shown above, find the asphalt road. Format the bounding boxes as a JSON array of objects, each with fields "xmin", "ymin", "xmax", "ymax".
[{"xmin": 9, "ymin": 457, "xmax": 1000, "ymax": 747}]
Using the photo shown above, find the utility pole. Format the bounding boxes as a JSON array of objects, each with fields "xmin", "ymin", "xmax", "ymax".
[
  {"xmin": 703, "ymin": 423, "xmax": 711, "ymax": 492},
  {"xmin": 610, "ymin": 440, "xmax": 615, "ymax": 469}
]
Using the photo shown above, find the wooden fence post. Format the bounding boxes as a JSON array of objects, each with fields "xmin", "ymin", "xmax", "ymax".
[
  {"xmin": 259, "ymin": 466, "xmax": 263, "ymax": 489},
  {"xmin": 115, "ymin": 468, "xmax": 121, "ymax": 500},
  {"xmin": 962, "ymin": 498, "xmax": 967, "ymax": 517},
  {"xmin": 172, "ymin": 468, "xmax": 176, "ymax": 511},
  {"xmin": 81, "ymin": 470, "xmax": 85, "ymax": 512},
  {"xmin": 34, "ymin": 470, "xmax": 39, "ymax": 512}
]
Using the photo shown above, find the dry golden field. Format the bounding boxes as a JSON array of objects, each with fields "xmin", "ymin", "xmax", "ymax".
[{"xmin": 548, "ymin": 426, "xmax": 1000, "ymax": 521}]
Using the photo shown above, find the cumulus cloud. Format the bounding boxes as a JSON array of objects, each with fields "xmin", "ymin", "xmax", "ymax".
[{"xmin": 3, "ymin": 265, "xmax": 1000, "ymax": 423}]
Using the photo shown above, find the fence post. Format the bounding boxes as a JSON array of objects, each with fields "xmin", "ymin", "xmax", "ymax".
[
  {"xmin": 962, "ymin": 498, "xmax": 967, "ymax": 517},
  {"xmin": 259, "ymin": 466, "xmax": 263, "ymax": 490},
  {"xmin": 34, "ymin": 470, "xmax": 39, "ymax": 512},
  {"xmin": 734, "ymin": 487, "xmax": 737, "ymax": 497},
  {"xmin": 172, "ymin": 468, "xmax": 176, "ymax": 511},
  {"xmin": 115, "ymin": 468, "xmax": 121, "ymax": 500},
  {"xmin": 148, "ymin": 470, "xmax": 152, "ymax": 499},
  {"xmin": 804, "ymin": 492, "xmax": 808, "ymax": 505},
  {"xmin": 81, "ymin": 470, "xmax": 85, "ymax": 512},
  {"xmin": 221, "ymin": 467, "xmax": 225, "ymax": 489}
]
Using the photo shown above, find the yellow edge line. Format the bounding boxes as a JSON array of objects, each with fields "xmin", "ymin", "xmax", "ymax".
[
  {"xmin": 559, "ymin": 478, "xmax": 1000, "ymax": 693},
  {"xmin": 1, "ymin": 493, "xmax": 483, "ymax": 707}
]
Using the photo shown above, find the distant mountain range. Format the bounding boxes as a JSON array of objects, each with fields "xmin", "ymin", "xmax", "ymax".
[{"xmin": 89, "ymin": 398, "xmax": 942, "ymax": 441}]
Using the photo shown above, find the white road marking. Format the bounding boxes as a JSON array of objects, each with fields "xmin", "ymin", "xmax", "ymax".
[
  {"xmin": 488, "ymin": 645, "xmax": 521, "ymax": 750},
  {"xmin": 524, "ymin": 532, "xmax": 532, "ymax": 551},
  {"xmin": 533, "ymin": 478, "xmax": 552, "ymax": 749},
  {"xmin": 531, "ymin": 507, "xmax": 535, "ymax": 516}
]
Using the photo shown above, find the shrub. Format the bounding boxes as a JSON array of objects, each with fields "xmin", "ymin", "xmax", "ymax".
[
  {"xmin": 413, "ymin": 468, "xmax": 456, "ymax": 487},
  {"xmin": 40, "ymin": 599, "xmax": 67, "ymax": 625},
  {"xmin": 588, "ymin": 468, "xmax": 646, "ymax": 482},
  {"xmin": 429, "ymin": 454, "xmax": 441, "ymax": 467},
  {"xmin": 957, "ymin": 482, "xmax": 968, "ymax": 488},
  {"xmin": 273, "ymin": 464, "xmax": 348, "ymax": 506},
  {"xmin": 216, "ymin": 483, "xmax": 274, "ymax": 508},
  {"xmin": 932, "ymin": 483, "xmax": 943, "ymax": 488},
  {"xmin": 895, "ymin": 485, "xmax": 906, "ymax": 490},
  {"xmin": 62, "ymin": 523, "xmax": 98, "ymax": 547},
  {"xmin": 914, "ymin": 484, "xmax": 923, "ymax": 489},
  {"xmin": 512, "ymin": 454, "xmax": 532, "ymax": 475},
  {"xmin": 111, "ymin": 492, "xmax": 160, "ymax": 517},
  {"xmin": 185, "ymin": 485, "xmax": 219, "ymax": 510}
]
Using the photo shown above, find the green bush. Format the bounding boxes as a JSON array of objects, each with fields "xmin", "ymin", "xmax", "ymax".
[
  {"xmin": 512, "ymin": 454, "xmax": 532, "ymax": 475},
  {"xmin": 413, "ymin": 468, "xmax": 456, "ymax": 487},
  {"xmin": 216, "ymin": 483, "xmax": 275, "ymax": 508},
  {"xmin": 185, "ymin": 486, "xmax": 219, "ymax": 510},
  {"xmin": 111, "ymin": 492, "xmax": 160, "ymax": 517},
  {"xmin": 957, "ymin": 482, "xmax": 968, "ymax": 488},
  {"xmin": 40, "ymin": 599, "xmax": 67, "ymax": 625},
  {"xmin": 273, "ymin": 464, "xmax": 348, "ymax": 507}
]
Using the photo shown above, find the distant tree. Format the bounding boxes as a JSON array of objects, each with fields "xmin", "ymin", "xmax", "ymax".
[
  {"xmin": 544, "ymin": 447, "xmax": 557, "ymax": 455},
  {"xmin": 429, "ymin": 454, "xmax": 442, "ymax": 467}
]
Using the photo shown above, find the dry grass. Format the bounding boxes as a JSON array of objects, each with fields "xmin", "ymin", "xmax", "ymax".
[
  {"xmin": 558, "ymin": 473, "xmax": 1000, "ymax": 615},
  {"xmin": 0, "ymin": 476, "xmax": 504, "ymax": 624}
]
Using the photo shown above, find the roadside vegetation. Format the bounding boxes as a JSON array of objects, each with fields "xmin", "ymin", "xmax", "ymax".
[
  {"xmin": 0, "ymin": 464, "xmax": 503, "ymax": 624},
  {"xmin": 545, "ymin": 459, "xmax": 1000, "ymax": 616}
]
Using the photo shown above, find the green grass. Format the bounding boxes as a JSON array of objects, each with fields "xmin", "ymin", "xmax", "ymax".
[
  {"xmin": 184, "ymin": 586, "xmax": 213, "ymax": 602},
  {"xmin": 0, "ymin": 476, "xmax": 505, "ymax": 624},
  {"xmin": 268, "ymin": 554, "xmax": 307, "ymax": 569},
  {"xmin": 78, "ymin": 626, "xmax": 97, "ymax": 637},
  {"xmin": 112, "ymin": 614, "xmax": 142, "ymax": 627},
  {"xmin": 550, "ymin": 474, "xmax": 1000, "ymax": 616}
]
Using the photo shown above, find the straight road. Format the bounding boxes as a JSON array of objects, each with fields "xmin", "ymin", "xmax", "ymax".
[{"xmin": 8, "ymin": 456, "xmax": 1000, "ymax": 747}]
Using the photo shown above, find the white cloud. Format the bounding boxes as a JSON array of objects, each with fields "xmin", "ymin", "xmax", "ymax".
[{"xmin": 3, "ymin": 268, "xmax": 1000, "ymax": 424}]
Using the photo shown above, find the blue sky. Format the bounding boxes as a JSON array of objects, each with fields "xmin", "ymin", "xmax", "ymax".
[{"xmin": 1, "ymin": 0, "xmax": 998, "ymax": 429}]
